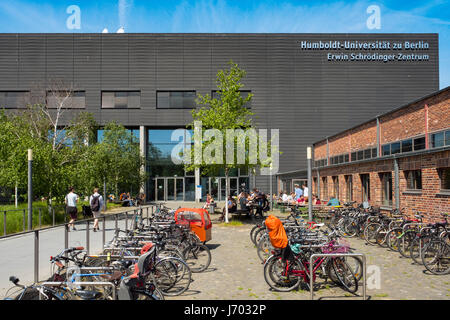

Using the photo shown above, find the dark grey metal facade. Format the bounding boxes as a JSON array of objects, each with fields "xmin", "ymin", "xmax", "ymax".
[{"xmin": 0, "ymin": 33, "xmax": 439, "ymax": 194}]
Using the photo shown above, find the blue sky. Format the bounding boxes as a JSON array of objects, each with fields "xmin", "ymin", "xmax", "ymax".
[{"xmin": 0, "ymin": 0, "xmax": 449, "ymax": 88}]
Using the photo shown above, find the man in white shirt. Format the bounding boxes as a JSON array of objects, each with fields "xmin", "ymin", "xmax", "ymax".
[
  {"xmin": 282, "ymin": 192, "xmax": 289, "ymax": 203},
  {"xmin": 65, "ymin": 187, "xmax": 79, "ymax": 231},
  {"xmin": 89, "ymin": 188, "xmax": 104, "ymax": 232}
]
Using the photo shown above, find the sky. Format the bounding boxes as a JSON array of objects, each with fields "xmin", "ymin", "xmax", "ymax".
[{"xmin": 0, "ymin": 0, "xmax": 448, "ymax": 88}]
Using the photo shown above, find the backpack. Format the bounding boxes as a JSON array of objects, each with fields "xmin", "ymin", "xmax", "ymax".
[{"xmin": 90, "ymin": 195, "xmax": 101, "ymax": 212}]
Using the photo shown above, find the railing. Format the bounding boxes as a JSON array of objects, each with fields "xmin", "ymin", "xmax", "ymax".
[
  {"xmin": 1, "ymin": 205, "xmax": 67, "ymax": 237},
  {"xmin": 309, "ymin": 252, "xmax": 367, "ymax": 300},
  {"xmin": 0, "ymin": 205, "xmax": 156, "ymax": 285}
]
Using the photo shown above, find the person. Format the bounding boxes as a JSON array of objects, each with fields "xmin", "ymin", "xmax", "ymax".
[
  {"xmin": 281, "ymin": 191, "xmax": 289, "ymax": 203},
  {"xmin": 89, "ymin": 188, "xmax": 104, "ymax": 232},
  {"xmin": 239, "ymin": 192, "xmax": 249, "ymax": 211},
  {"xmin": 65, "ymin": 187, "xmax": 78, "ymax": 231},
  {"xmin": 203, "ymin": 194, "xmax": 212, "ymax": 210},
  {"xmin": 312, "ymin": 194, "xmax": 321, "ymax": 205},
  {"xmin": 221, "ymin": 195, "xmax": 237, "ymax": 221},
  {"xmin": 302, "ymin": 184, "xmax": 309, "ymax": 202},
  {"xmin": 294, "ymin": 184, "xmax": 303, "ymax": 201},
  {"xmin": 326, "ymin": 196, "xmax": 340, "ymax": 207}
]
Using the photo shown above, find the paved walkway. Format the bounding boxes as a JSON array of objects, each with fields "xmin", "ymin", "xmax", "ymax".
[
  {"xmin": 171, "ymin": 220, "xmax": 449, "ymax": 300},
  {"xmin": 1, "ymin": 202, "xmax": 448, "ymax": 300}
]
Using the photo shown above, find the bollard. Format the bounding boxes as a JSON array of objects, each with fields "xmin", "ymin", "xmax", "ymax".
[
  {"xmin": 23, "ymin": 209, "xmax": 26, "ymax": 232},
  {"xmin": 3, "ymin": 211, "xmax": 6, "ymax": 236},
  {"xmin": 86, "ymin": 220, "xmax": 90, "ymax": 255},
  {"xmin": 52, "ymin": 207, "xmax": 55, "ymax": 226},
  {"xmin": 115, "ymin": 214, "xmax": 118, "ymax": 237},
  {"xmin": 125, "ymin": 212, "xmax": 128, "ymax": 231},
  {"xmin": 39, "ymin": 208, "xmax": 42, "ymax": 229},
  {"xmin": 34, "ymin": 230, "xmax": 39, "ymax": 283},
  {"xmin": 64, "ymin": 224, "xmax": 69, "ymax": 263},
  {"xmin": 102, "ymin": 216, "xmax": 106, "ymax": 249}
]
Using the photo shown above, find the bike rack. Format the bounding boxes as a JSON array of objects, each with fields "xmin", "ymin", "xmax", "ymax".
[
  {"xmin": 39, "ymin": 281, "xmax": 116, "ymax": 300},
  {"xmin": 309, "ymin": 252, "xmax": 367, "ymax": 300}
]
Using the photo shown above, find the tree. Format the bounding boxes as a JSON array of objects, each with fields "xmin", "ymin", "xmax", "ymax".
[
  {"xmin": 185, "ymin": 61, "xmax": 275, "ymax": 223},
  {"xmin": 80, "ymin": 122, "xmax": 146, "ymax": 199}
]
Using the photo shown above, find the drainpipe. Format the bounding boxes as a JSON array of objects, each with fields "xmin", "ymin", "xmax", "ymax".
[
  {"xmin": 394, "ymin": 158, "xmax": 400, "ymax": 211},
  {"xmin": 376, "ymin": 117, "xmax": 380, "ymax": 157}
]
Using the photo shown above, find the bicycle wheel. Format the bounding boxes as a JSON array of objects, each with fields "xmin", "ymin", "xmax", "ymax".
[
  {"xmin": 375, "ymin": 226, "xmax": 389, "ymax": 248},
  {"xmin": 421, "ymin": 239, "xmax": 450, "ymax": 275},
  {"xmin": 386, "ymin": 228, "xmax": 402, "ymax": 251},
  {"xmin": 410, "ymin": 237, "xmax": 427, "ymax": 265},
  {"xmin": 331, "ymin": 258, "xmax": 358, "ymax": 294},
  {"xmin": 343, "ymin": 256, "xmax": 364, "ymax": 282},
  {"xmin": 398, "ymin": 230, "xmax": 416, "ymax": 258},
  {"xmin": 344, "ymin": 219, "xmax": 358, "ymax": 238},
  {"xmin": 263, "ymin": 256, "xmax": 302, "ymax": 292},
  {"xmin": 253, "ymin": 228, "xmax": 267, "ymax": 247},
  {"xmin": 151, "ymin": 257, "xmax": 192, "ymax": 296},
  {"xmin": 182, "ymin": 244, "xmax": 212, "ymax": 273},
  {"xmin": 250, "ymin": 225, "xmax": 261, "ymax": 245},
  {"xmin": 364, "ymin": 223, "xmax": 380, "ymax": 245},
  {"xmin": 256, "ymin": 235, "xmax": 274, "ymax": 263}
]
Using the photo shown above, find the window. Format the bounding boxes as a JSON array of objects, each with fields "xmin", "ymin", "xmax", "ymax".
[
  {"xmin": 345, "ymin": 175, "xmax": 353, "ymax": 202},
  {"xmin": 157, "ymin": 91, "xmax": 196, "ymax": 109},
  {"xmin": 380, "ymin": 172, "xmax": 393, "ymax": 206},
  {"xmin": 212, "ymin": 90, "xmax": 252, "ymax": 109},
  {"xmin": 97, "ymin": 127, "xmax": 140, "ymax": 143},
  {"xmin": 391, "ymin": 142, "xmax": 401, "ymax": 154},
  {"xmin": 102, "ymin": 91, "xmax": 140, "ymax": 109},
  {"xmin": 372, "ymin": 148, "xmax": 378, "ymax": 158},
  {"xmin": 0, "ymin": 91, "xmax": 30, "ymax": 109},
  {"xmin": 439, "ymin": 168, "xmax": 450, "ymax": 191},
  {"xmin": 405, "ymin": 170, "xmax": 422, "ymax": 190},
  {"xmin": 47, "ymin": 91, "xmax": 85, "ymax": 109},
  {"xmin": 357, "ymin": 150, "xmax": 364, "ymax": 161},
  {"xmin": 351, "ymin": 152, "xmax": 357, "ymax": 162},
  {"xmin": 382, "ymin": 144, "xmax": 390, "ymax": 156},
  {"xmin": 401, "ymin": 139, "xmax": 413, "ymax": 153},
  {"xmin": 361, "ymin": 174, "xmax": 370, "ymax": 202},
  {"xmin": 332, "ymin": 176, "xmax": 339, "ymax": 199},
  {"xmin": 413, "ymin": 137, "xmax": 426, "ymax": 151},
  {"xmin": 364, "ymin": 149, "xmax": 371, "ymax": 159},
  {"xmin": 313, "ymin": 177, "xmax": 318, "ymax": 196},
  {"xmin": 431, "ymin": 130, "xmax": 449, "ymax": 148}
]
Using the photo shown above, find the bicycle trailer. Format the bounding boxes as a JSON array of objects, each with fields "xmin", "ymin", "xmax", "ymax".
[{"xmin": 174, "ymin": 208, "xmax": 212, "ymax": 243}]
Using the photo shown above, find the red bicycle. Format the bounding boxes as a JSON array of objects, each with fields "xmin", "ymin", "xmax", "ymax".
[{"xmin": 263, "ymin": 240, "xmax": 359, "ymax": 293}]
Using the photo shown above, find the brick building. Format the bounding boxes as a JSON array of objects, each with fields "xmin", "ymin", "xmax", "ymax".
[{"xmin": 311, "ymin": 87, "xmax": 450, "ymax": 222}]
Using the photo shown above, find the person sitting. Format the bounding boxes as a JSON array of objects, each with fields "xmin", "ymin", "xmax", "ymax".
[
  {"xmin": 221, "ymin": 196, "xmax": 237, "ymax": 220},
  {"xmin": 281, "ymin": 191, "xmax": 289, "ymax": 203},
  {"xmin": 326, "ymin": 197, "xmax": 340, "ymax": 207},
  {"xmin": 312, "ymin": 194, "xmax": 321, "ymax": 205},
  {"xmin": 203, "ymin": 193, "xmax": 212, "ymax": 210},
  {"xmin": 297, "ymin": 195, "xmax": 306, "ymax": 205},
  {"xmin": 239, "ymin": 192, "xmax": 249, "ymax": 211},
  {"xmin": 287, "ymin": 192, "xmax": 296, "ymax": 205}
]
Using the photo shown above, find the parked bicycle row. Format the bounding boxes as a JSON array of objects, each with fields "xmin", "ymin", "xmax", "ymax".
[
  {"xmin": 250, "ymin": 210, "xmax": 364, "ymax": 295},
  {"xmin": 5, "ymin": 205, "xmax": 212, "ymax": 300},
  {"xmin": 327, "ymin": 203, "xmax": 449, "ymax": 275}
]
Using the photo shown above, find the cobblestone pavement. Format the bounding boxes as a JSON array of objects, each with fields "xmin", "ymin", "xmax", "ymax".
[{"xmin": 170, "ymin": 216, "xmax": 450, "ymax": 300}]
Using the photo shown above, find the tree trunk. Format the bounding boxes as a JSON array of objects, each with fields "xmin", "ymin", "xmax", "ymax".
[{"xmin": 225, "ymin": 168, "xmax": 229, "ymax": 223}]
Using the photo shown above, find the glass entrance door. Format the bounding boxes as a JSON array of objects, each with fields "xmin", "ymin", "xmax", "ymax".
[
  {"xmin": 156, "ymin": 179, "xmax": 165, "ymax": 202},
  {"xmin": 167, "ymin": 178, "xmax": 175, "ymax": 201},
  {"xmin": 176, "ymin": 178, "xmax": 184, "ymax": 201}
]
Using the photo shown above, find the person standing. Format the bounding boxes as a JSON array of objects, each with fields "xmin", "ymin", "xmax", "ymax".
[
  {"xmin": 89, "ymin": 188, "xmax": 104, "ymax": 232},
  {"xmin": 294, "ymin": 184, "xmax": 303, "ymax": 201},
  {"xmin": 65, "ymin": 187, "xmax": 79, "ymax": 231},
  {"xmin": 302, "ymin": 184, "xmax": 309, "ymax": 202}
]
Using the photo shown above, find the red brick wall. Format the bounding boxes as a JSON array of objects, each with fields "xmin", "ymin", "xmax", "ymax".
[
  {"xmin": 428, "ymin": 90, "xmax": 450, "ymax": 132},
  {"xmin": 380, "ymin": 101, "xmax": 425, "ymax": 144},
  {"xmin": 314, "ymin": 150, "xmax": 450, "ymax": 222},
  {"xmin": 350, "ymin": 120, "xmax": 377, "ymax": 152},
  {"xmin": 314, "ymin": 141, "xmax": 327, "ymax": 160},
  {"xmin": 329, "ymin": 132, "xmax": 351, "ymax": 157}
]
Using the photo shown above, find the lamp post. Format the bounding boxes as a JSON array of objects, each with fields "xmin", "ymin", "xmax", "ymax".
[
  {"xmin": 27, "ymin": 149, "xmax": 33, "ymax": 230},
  {"xmin": 307, "ymin": 146, "xmax": 312, "ymax": 222}
]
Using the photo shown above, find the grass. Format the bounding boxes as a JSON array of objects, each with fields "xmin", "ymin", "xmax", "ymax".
[
  {"xmin": 374, "ymin": 293, "xmax": 389, "ymax": 297},
  {"xmin": 0, "ymin": 201, "xmax": 124, "ymax": 235},
  {"xmin": 218, "ymin": 219, "xmax": 244, "ymax": 227}
]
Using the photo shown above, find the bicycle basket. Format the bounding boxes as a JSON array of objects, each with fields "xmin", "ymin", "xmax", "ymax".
[{"xmin": 321, "ymin": 239, "xmax": 350, "ymax": 254}]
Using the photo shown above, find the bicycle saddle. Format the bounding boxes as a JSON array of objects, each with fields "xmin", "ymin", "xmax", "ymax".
[{"xmin": 75, "ymin": 290, "xmax": 103, "ymax": 300}]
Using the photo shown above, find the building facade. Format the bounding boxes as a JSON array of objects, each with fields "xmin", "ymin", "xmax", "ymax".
[
  {"xmin": 311, "ymin": 87, "xmax": 450, "ymax": 221},
  {"xmin": 0, "ymin": 33, "xmax": 440, "ymax": 202}
]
